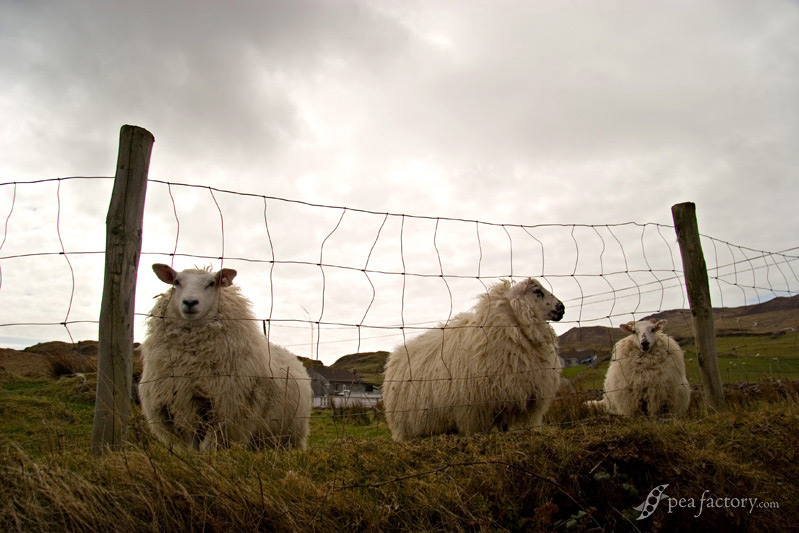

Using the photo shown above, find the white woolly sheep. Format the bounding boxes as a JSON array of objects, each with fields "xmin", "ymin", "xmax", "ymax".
[
  {"xmin": 138, "ymin": 264, "xmax": 312, "ymax": 450},
  {"xmin": 383, "ymin": 278, "xmax": 565, "ymax": 441},
  {"xmin": 586, "ymin": 319, "xmax": 690, "ymax": 417}
]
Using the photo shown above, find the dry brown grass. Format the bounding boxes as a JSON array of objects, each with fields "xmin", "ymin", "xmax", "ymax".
[
  {"xmin": 45, "ymin": 353, "xmax": 97, "ymax": 379},
  {"xmin": 1, "ymin": 380, "xmax": 798, "ymax": 532}
]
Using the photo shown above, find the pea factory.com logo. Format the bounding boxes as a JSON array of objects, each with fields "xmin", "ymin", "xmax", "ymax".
[{"xmin": 634, "ymin": 484, "xmax": 779, "ymax": 520}]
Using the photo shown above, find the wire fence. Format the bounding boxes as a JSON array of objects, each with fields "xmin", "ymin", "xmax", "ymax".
[{"xmin": 1, "ymin": 175, "xmax": 798, "ymax": 452}]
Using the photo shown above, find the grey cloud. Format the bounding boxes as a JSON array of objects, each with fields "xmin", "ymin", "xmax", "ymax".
[
  {"xmin": 364, "ymin": 2, "xmax": 796, "ymax": 163},
  {"xmin": 0, "ymin": 0, "xmax": 410, "ymax": 176},
  {"xmin": 1, "ymin": 1, "xmax": 797, "ymax": 361}
]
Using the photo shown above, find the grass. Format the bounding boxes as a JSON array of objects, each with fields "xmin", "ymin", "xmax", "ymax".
[
  {"xmin": 684, "ymin": 332, "xmax": 799, "ymax": 382},
  {"xmin": 2, "ymin": 390, "xmax": 797, "ymax": 531},
  {"xmin": 0, "ymin": 374, "xmax": 95, "ymax": 453},
  {"xmin": 44, "ymin": 352, "xmax": 98, "ymax": 379},
  {"xmin": 567, "ymin": 332, "xmax": 799, "ymax": 389},
  {"xmin": 1, "ymin": 366, "xmax": 799, "ymax": 531},
  {"xmin": 307, "ymin": 409, "xmax": 391, "ymax": 447}
]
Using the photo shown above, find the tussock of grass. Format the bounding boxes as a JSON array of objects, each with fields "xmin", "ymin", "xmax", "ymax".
[
  {"xmin": 45, "ymin": 353, "xmax": 97, "ymax": 379},
  {"xmin": 1, "ymin": 382, "xmax": 798, "ymax": 531}
]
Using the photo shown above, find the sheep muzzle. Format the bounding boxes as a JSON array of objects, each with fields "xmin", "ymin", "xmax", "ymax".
[{"xmin": 548, "ymin": 302, "xmax": 565, "ymax": 322}]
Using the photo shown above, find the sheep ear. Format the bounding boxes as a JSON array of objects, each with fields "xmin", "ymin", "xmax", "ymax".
[
  {"xmin": 620, "ymin": 322, "xmax": 634, "ymax": 334},
  {"xmin": 153, "ymin": 264, "xmax": 177, "ymax": 284},
  {"xmin": 509, "ymin": 279, "xmax": 529, "ymax": 299},
  {"xmin": 216, "ymin": 268, "xmax": 237, "ymax": 287},
  {"xmin": 654, "ymin": 319, "xmax": 667, "ymax": 331}
]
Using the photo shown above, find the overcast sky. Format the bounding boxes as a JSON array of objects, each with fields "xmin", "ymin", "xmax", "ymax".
[{"xmin": 1, "ymin": 1, "xmax": 797, "ymax": 364}]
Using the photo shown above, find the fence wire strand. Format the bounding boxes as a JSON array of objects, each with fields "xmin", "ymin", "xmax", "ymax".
[{"xmin": 0, "ymin": 176, "xmax": 798, "ymax": 453}]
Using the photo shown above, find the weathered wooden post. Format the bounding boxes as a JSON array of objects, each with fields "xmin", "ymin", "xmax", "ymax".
[
  {"xmin": 671, "ymin": 202, "xmax": 724, "ymax": 409},
  {"xmin": 91, "ymin": 125, "xmax": 154, "ymax": 454}
]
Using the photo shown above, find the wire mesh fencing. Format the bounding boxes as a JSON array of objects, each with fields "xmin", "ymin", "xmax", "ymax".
[{"xmin": 0, "ymin": 175, "xmax": 797, "ymax": 453}]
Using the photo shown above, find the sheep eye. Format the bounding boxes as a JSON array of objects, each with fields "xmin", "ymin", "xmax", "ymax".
[
  {"xmin": 533, "ymin": 288, "xmax": 545, "ymax": 297},
  {"xmin": 173, "ymin": 280, "xmax": 181, "ymax": 288},
  {"xmin": 207, "ymin": 281, "xmax": 215, "ymax": 289}
]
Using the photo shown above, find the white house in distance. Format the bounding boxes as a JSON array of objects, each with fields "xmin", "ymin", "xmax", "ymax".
[
  {"xmin": 307, "ymin": 366, "xmax": 382, "ymax": 408},
  {"xmin": 559, "ymin": 350, "xmax": 597, "ymax": 368}
]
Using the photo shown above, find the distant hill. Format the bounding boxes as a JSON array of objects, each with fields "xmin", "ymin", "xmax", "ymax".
[
  {"xmin": 1, "ymin": 295, "xmax": 795, "ymax": 380},
  {"xmin": 330, "ymin": 351, "xmax": 389, "ymax": 387},
  {"xmin": 558, "ymin": 326, "xmax": 627, "ymax": 355},
  {"xmin": 559, "ymin": 293, "xmax": 799, "ymax": 361},
  {"xmin": 23, "ymin": 340, "xmax": 100, "ymax": 357},
  {"xmin": 326, "ymin": 294, "xmax": 798, "ymax": 381},
  {"xmin": 297, "ymin": 356, "xmax": 325, "ymax": 370},
  {"xmin": 331, "ymin": 351, "xmax": 389, "ymax": 372}
]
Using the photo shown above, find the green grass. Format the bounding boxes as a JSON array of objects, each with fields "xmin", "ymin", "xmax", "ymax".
[
  {"xmin": 684, "ymin": 332, "xmax": 799, "ymax": 382},
  {"xmin": 0, "ymin": 374, "xmax": 95, "ymax": 453},
  {"xmin": 2, "ymin": 364, "xmax": 799, "ymax": 531},
  {"xmin": 0, "ymin": 371, "xmax": 392, "ymax": 455},
  {"xmin": 567, "ymin": 333, "xmax": 799, "ymax": 389},
  {"xmin": 307, "ymin": 409, "xmax": 391, "ymax": 447},
  {"xmin": 1, "ymin": 387, "xmax": 797, "ymax": 532}
]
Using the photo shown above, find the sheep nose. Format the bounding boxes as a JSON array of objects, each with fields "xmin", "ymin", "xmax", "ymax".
[
  {"xmin": 641, "ymin": 340, "xmax": 650, "ymax": 351},
  {"xmin": 549, "ymin": 302, "xmax": 565, "ymax": 321},
  {"xmin": 183, "ymin": 299, "xmax": 199, "ymax": 309}
]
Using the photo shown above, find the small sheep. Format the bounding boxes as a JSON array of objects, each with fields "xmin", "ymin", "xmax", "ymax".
[
  {"xmin": 383, "ymin": 278, "xmax": 565, "ymax": 441},
  {"xmin": 586, "ymin": 319, "xmax": 690, "ymax": 417},
  {"xmin": 138, "ymin": 264, "xmax": 312, "ymax": 450}
]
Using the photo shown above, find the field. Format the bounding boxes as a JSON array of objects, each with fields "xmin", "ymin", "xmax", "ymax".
[
  {"xmin": 1, "ymin": 366, "xmax": 798, "ymax": 531},
  {"xmin": 564, "ymin": 332, "xmax": 799, "ymax": 389}
]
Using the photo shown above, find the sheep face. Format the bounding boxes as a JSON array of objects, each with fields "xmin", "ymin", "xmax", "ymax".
[
  {"xmin": 619, "ymin": 318, "xmax": 666, "ymax": 352},
  {"xmin": 152, "ymin": 264, "xmax": 237, "ymax": 320},
  {"xmin": 510, "ymin": 278, "xmax": 565, "ymax": 322}
]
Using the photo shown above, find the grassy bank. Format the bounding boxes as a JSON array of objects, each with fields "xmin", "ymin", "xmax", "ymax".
[
  {"xmin": 565, "ymin": 332, "xmax": 799, "ymax": 389},
  {"xmin": 1, "ymin": 370, "xmax": 798, "ymax": 531}
]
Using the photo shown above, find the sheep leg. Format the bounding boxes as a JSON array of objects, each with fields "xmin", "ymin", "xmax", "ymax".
[
  {"xmin": 638, "ymin": 395, "xmax": 649, "ymax": 416},
  {"xmin": 199, "ymin": 431, "xmax": 219, "ymax": 452},
  {"xmin": 154, "ymin": 404, "xmax": 187, "ymax": 447},
  {"xmin": 158, "ymin": 404, "xmax": 175, "ymax": 433},
  {"xmin": 191, "ymin": 395, "xmax": 216, "ymax": 451}
]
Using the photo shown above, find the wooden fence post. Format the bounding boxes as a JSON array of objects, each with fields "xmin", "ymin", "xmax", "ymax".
[
  {"xmin": 91, "ymin": 125, "xmax": 154, "ymax": 454},
  {"xmin": 671, "ymin": 202, "xmax": 724, "ymax": 409}
]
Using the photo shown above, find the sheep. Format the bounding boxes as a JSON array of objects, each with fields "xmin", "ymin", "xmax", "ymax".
[
  {"xmin": 383, "ymin": 277, "xmax": 565, "ymax": 441},
  {"xmin": 586, "ymin": 319, "xmax": 690, "ymax": 417},
  {"xmin": 138, "ymin": 264, "xmax": 312, "ymax": 450}
]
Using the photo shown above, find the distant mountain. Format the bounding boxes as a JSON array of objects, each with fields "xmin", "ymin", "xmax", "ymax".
[
  {"xmin": 328, "ymin": 295, "xmax": 798, "ymax": 377},
  {"xmin": 738, "ymin": 294, "xmax": 799, "ymax": 316},
  {"xmin": 559, "ymin": 294, "xmax": 799, "ymax": 360},
  {"xmin": 330, "ymin": 351, "xmax": 390, "ymax": 386},
  {"xmin": 558, "ymin": 326, "xmax": 627, "ymax": 355},
  {"xmin": 2, "ymin": 296, "xmax": 795, "ymax": 381}
]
